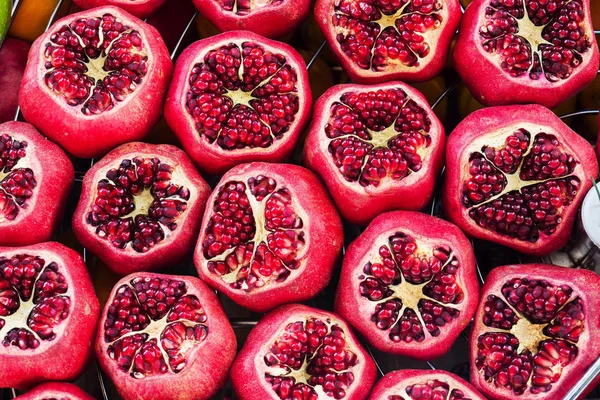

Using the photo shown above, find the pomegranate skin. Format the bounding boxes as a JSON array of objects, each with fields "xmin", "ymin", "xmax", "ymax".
[
  {"xmin": 0, "ymin": 39, "xmax": 29, "ymax": 123},
  {"xmin": 0, "ymin": 122, "xmax": 74, "ymax": 246},
  {"xmin": 19, "ymin": 6, "xmax": 173, "ymax": 158},
  {"xmin": 454, "ymin": 0, "xmax": 599, "ymax": 109},
  {"xmin": 303, "ymin": 82, "xmax": 446, "ymax": 226},
  {"xmin": 231, "ymin": 303, "xmax": 377, "ymax": 400},
  {"xmin": 443, "ymin": 104, "xmax": 598, "ymax": 256},
  {"xmin": 164, "ymin": 31, "xmax": 312, "ymax": 176},
  {"xmin": 0, "ymin": 242, "xmax": 100, "ymax": 390},
  {"xmin": 15, "ymin": 382, "xmax": 95, "ymax": 400},
  {"xmin": 72, "ymin": 0, "xmax": 167, "ymax": 19},
  {"xmin": 194, "ymin": 162, "xmax": 343, "ymax": 312},
  {"xmin": 72, "ymin": 142, "xmax": 211, "ymax": 275}
]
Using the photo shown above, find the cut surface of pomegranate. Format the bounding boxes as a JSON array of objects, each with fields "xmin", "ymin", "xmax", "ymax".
[
  {"xmin": 96, "ymin": 273, "xmax": 236, "ymax": 400},
  {"xmin": 470, "ymin": 264, "xmax": 600, "ymax": 399},
  {"xmin": 0, "ymin": 122, "xmax": 74, "ymax": 246},
  {"xmin": 304, "ymin": 82, "xmax": 445, "ymax": 225},
  {"xmin": 19, "ymin": 6, "xmax": 173, "ymax": 158},
  {"xmin": 336, "ymin": 211, "xmax": 479, "ymax": 359},
  {"xmin": 443, "ymin": 104, "xmax": 598, "ymax": 255},
  {"xmin": 0, "ymin": 242, "xmax": 100, "ymax": 389},
  {"xmin": 73, "ymin": 142, "xmax": 211, "ymax": 275},
  {"xmin": 72, "ymin": 0, "xmax": 167, "ymax": 19},
  {"xmin": 195, "ymin": 162, "xmax": 343, "ymax": 312},
  {"xmin": 15, "ymin": 382, "xmax": 95, "ymax": 400},
  {"xmin": 164, "ymin": 30, "xmax": 312, "ymax": 175},
  {"xmin": 454, "ymin": 0, "xmax": 599, "ymax": 108},
  {"xmin": 231, "ymin": 303, "xmax": 376, "ymax": 400}
]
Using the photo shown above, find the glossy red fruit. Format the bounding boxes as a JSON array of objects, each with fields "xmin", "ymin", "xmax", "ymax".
[
  {"xmin": 0, "ymin": 39, "xmax": 30, "ymax": 123},
  {"xmin": 195, "ymin": 162, "xmax": 343, "ymax": 312},
  {"xmin": 15, "ymin": 382, "xmax": 95, "ymax": 400},
  {"xmin": 304, "ymin": 82, "xmax": 445, "ymax": 225},
  {"xmin": 72, "ymin": 142, "xmax": 210, "ymax": 275},
  {"xmin": 443, "ymin": 104, "xmax": 598, "ymax": 255},
  {"xmin": 19, "ymin": 6, "xmax": 173, "ymax": 158},
  {"xmin": 164, "ymin": 31, "xmax": 312, "ymax": 175},
  {"xmin": 0, "ymin": 122, "xmax": 74, "ymax": 246},
  {"xmin": 231, "ymin": 303, "xmax": 376, "ymax": 400},
  {"xmin": 72, "ymin": 0, "xmax": 167, "ymax": 19},
  {"xmin": 96, "ymin": 272, "xmax": 236, "ymax": 400},
  {"xmin": 454, "ymin": 0, "xmax": 599, "ymax": 109},
  {"xmin": 0, "ymin": 242, "xmax": 100, "ymax": 389},
  {"xmin": 470, "ymin": 264, "xmax": 600, "ymax": 400},
  {"xmin": 314, "ymin": 0, "xmax": 462, "ymax": 84}
]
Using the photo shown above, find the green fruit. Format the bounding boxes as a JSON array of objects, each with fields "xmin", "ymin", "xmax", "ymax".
[{"xmin": 0, "ymin": 0, "xmax": 12, "ymax": 44}]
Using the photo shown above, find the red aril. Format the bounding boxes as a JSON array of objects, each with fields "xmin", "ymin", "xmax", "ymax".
[
  {"xmin": 0, "ymin": 39, "xmax": 29, "ymax": 123},
  {"xmin": 72, "ymin": 0, "xmax": 167, "ymax": 19},
  {"xmin": 164, "ymin": 31, "xmax": 312, "ymax": 175},
  {"xmin": 19, "ymin": 6, "xmax": 173, "ymax": 158},
  {"xmin": 0, "ymin": 122, "xmax": 74, "ymax": 246},
  {"xmin": 303, "ymin": 82, "xmax": 445, "ymax": 225},
  {"xmin": 194, "ymin": 162, "xmax": 343, "ymax": 312},
  {"xmin": 0, "ymin": 242, "xmax": 100, "ymax": 389},
  {"xmin": 443, "ymin": 104, "xmax": 598, "ymax": 255},
  {"xmin": 72, "ymin": 142, "xmax": 211, "ymax": 275},
  {"xmin": 96, "ymin": 272, "xmax": 236, "ymax": 400},
  {"xmin": 231, "ymin": 303, "xmax": 377, "ymax": 400},
  {"xmin": 15, "ymin": 382, "xmax": 94, "ymax": 400}
]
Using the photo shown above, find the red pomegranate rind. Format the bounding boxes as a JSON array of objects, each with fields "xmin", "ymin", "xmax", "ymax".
[
  {"xmin": 454, "ymin": 0, "xmax": 599, "ymax": 109},
  {"xmin": 96, "ymin": 273, "xmax": 236, "ymax": 400},
  {"xmin": 304, "ymin": 82, "xmax": 445, "ymax": 225},
  {"xmin": 0, "ymin": 122, "xmax": 74, "ymax": 246},
  {"xmin": 72, "ymin": 142, "xmax": 210, "ymax": 275},
  {"xmin": 164, "ymin": 31, "xmax": 312, "ymax": 175},
  {"xmin": 72, "ymin": 0, "xmax": 167, "ymax": 19},
  {"xmin": 443, "ymin": 104, "xmax": 598, "ymax": 256},
  {"xmin": 231, "ymin": 303, "xmax": 376, "ymax": 400},
  {"xmin": 15, "ymin": 382, "xmax": 95, "ymax": 400},
  {"xmin": 470, "ymin": 264, "xmax": 600, "ymax": 400},
  {"xmin": 0, "ymin": 242, "xmax": 100, "ymax": 390},
  {"xmin": 314, "ymin": 0, "xmax": 462, "ymax": 84},
  {"xmin": 19, "ymin": 6, "xmax": 173, "ymax": 158},
  {"xmin": 335, "ymin": 211, "xmax": 479, "ymax": 359},
  {"xmin": 194, "ymin": 162, "xmax": 343, "ymax": 312}
]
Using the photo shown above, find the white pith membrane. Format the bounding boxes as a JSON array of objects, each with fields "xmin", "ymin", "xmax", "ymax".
[
  {"xmin": 384, "ymin": 377, "xmax": 473, "ymax": 399},
  {"xmin": 218, "ymin": 0, "xmax": 284, "ymax": 14}
]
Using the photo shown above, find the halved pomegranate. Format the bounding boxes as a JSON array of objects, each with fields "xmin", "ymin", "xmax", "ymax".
[
  {"xmin": 443, "ymin": 104, "xmax": 598, "ymax": 255},
  {"xmin": 231, "ymin": 303, "xmax": 377, "ymax": 400},
  {"xmin": 96, "ymin": 272, "xmax": 236, "ymax": 400},
  {"xmin": 72, "ymin": 0, "xmax": 167, "ymax": 19},
  {"xmin": 72, "ymin": 142, "xmax": 211, "ymax": 275},
  {"xmin": 454, "ymin": 0, "xmax": 599, "ymax": 109},
  {"xmin": 19, "ymin": 6, "xmax": 173, "ymax": 158},
  {"xmin": 194, "ymin": 162, "xmax": 343, "ymax": 312},
  {"xmin": 15, "ymin": 382, "xmax": 94, "ymax": 400},
  {"xmin": 335, "ymin": 211, "xmax": 479, "ymax": 360},
  {"xmin": 0, "ymin": 122, "xmax": 73, "ymax": 246},
  {"xmin": 314, "ymin": 0, "xmax": 462, "ymax": 84},
  {"xmin": 303, "ymin": 82, "xmax": 445, "ymax": 225},
  {"xmin": 0, "ymin": 242, "xmax": 100, "ymax": 389},
  {"xmin": 164, "ymin": 30, "xmax": 312, "ymax": 175},
  {"xmin": 471, "ymin": 264, "xmax": 600, "ymax": 399}
]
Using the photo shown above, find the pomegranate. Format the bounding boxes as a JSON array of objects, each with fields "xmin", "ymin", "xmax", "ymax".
[
  {"xmin": 72, "ymin": 0, "xmax": 167, "ymax": 19},
  {"xmin": 164, "ymin": 31, "xmax": 312, "ymax": 175},
  {"xmin": 470, "ymin": 264, "xmax": 600, "ymax": 399},
  {"xmin": 0, "ymin": 242, "xmax": 100, "ymax": 389},
  {"xmin": 96, "ymin": 272, "xmax": 236, "ymax": 400},
  {"xmin": 72, "ymin": 142, "xmax": 211, "ymax": 275},
  {"xmin": 231, "ymin": 303, "xmax": 377, "ymax": 400},
  {"xmin": 0, "ymin": 122, "xmax": 74, "ymax": 246},
  {"xmin": 15, "ymin": 382, "xmax": 95, "ymax": 400},
  {"xmin": 194, "ymin": 162, "xmax": 343, "ymax": 312},
  {"xmin": 443, "ymin": 104, "xmax": 598, "ymax": 256},
  {"xmin": 303, "ymin": 82, "xmax": 446, "ymax": 225},
  {"xmin": 0, "ymin": 39, "xmax": 30, "ymax": 123},
  {"xmin": 19, "ymin": 6, "xmax": 173, "ymax": 158},
  {"xmin": 454, "ymin": 0, "xmax": 599, "ymax": 109},
  {"xmin": 314, "ymin": 0, "xmax": 462, "ymax": 84}
]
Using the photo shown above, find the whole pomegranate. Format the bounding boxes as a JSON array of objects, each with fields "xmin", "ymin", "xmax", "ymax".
[
  {"xmin": 470, "ymin": 264, "xmax": 600, "ymax": 399},
  {"xmin": 72, "ymin": 142, "xmax": 211, "ymax": 275},
  {"xmin": 19, "ymin": 6, "xmax": 173, "ymax": 158},
  {"xmin": 454, "ymin": 0, "xmax": 599, "ymax": 109},
  {"xmin": 96, "ymin": 272, "xmax": 236, "ymax": 400},
  {"xmin": 15, "ymin": 382, "xmax": 94, "ymax": 400},
  {"xmin": 303, "ymin": 82, "xmax": 446, "ymax": 225},
  {"xmin": 194, "ymin": 162, "xmax": 343, "ymax": 312},
  {"xmin": 443, "ymin": 104, "xmax": 598, "ymax": 256},
  {"xmin": 164, "ymin": 31, "xmax": 312, "ymax": 175},
  {"xmin": 72, "ymin": 0, "xmax": 167, "ymax": 19},
  {"xmin": 231, "ymin": 303, "xmax": 377, "ymax": 400},
  {"xmin": 0, "ymin": 122, "xmax": 74, "ymax": 246},
  {"xmin": 0, "ymin": 39, "xmax": 30, "ymax": 123},
  {"xmin": 0, "ymin": 242, "xmax": 100, "ymax": 389}
]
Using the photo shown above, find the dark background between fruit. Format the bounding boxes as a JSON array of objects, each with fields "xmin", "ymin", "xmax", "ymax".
[{"xmin": 1, "ymin": 0, "xmax": 600, "ymax": 399}]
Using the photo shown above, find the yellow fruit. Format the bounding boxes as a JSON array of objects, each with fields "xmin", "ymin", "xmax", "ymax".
[{"xmin": 9, "ymin": 0, "xmax": 71, "ymax": 42}]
